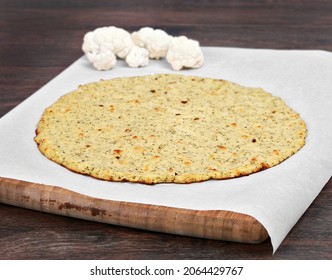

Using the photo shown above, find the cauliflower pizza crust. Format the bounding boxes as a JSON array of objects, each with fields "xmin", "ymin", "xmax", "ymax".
[{"xmin": 34, "ymin": 74, "xmax": 306, "ymax": 184}]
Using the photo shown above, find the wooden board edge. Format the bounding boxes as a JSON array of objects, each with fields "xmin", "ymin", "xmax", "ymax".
[{"xmin": 0, "ymin": 177, "xmax": 269, "ymax": 244}]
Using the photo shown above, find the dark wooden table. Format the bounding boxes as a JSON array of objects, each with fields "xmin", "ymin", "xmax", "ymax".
[{"xmin": 0, "ymin": 0, "xmax": 331, "ymax": 259}]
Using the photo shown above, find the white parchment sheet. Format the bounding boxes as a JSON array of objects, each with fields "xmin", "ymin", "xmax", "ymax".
[{"xmin": 1, "ymin": 47, "xmax": 332, "ymax": 253}]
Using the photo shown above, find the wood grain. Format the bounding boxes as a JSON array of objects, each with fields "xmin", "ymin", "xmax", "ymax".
[
  {"xmin": 0, "ymin": 177, "xmax": 268, "ymax": 244},
  {"xmin": 0, "ymin": 0, "xmax": 331, "ymax": 259}
]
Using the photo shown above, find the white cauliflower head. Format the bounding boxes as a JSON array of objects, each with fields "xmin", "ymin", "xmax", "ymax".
[
  {"xmin": 132, "ymin": 27, "xmax": 172, "ymax": 59},
  {"xmin": 166, "ymin": 36, "xmax": 204, "ymax": 71},
  {"xmin": 125, "ymin": 46, "xmax": 149, "ymax": 68},
  {"xmin": 82, "ymin": 26, "xmax": 134, "ymax": 70}
]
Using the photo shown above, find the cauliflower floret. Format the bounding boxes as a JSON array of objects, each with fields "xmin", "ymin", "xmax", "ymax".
[
  {"xmin": 166, "ymin": 36, "xmax": 204, "ymax": 71},
  {"xmin": 107, "ymin": 26, "xmax": 134, "ymax": 59},
  {"xmin": 83, "ymin": 26, "xmax": 134, "ymax": 58},
  {"xmin": 132, "ymin": 27, "xmax": 172, "ymax": 59},
  {"xmin": 131, "ymin": 27, "xmax": 154, "ymax": 48},
  {"xmin": 125, "ymin": 46, "xmax": 149, "ymax": 68},
  {"xmin": 147, "ymin": 29, "xmax": 172, "ymax": 59},
  {"xmin": 82, "ymin": 26, "xmax": 134, "ymax": 70},
  {"xmin": 82, "ymin": 31, "xmax": 99, "ymax": 54},
  {"xmin": 83, "ymin": 27, "xmax": 113, "ymax": 52},
  {"xmin": 86, "ymin": 44, "xmax": 117, "ymax": 71}
]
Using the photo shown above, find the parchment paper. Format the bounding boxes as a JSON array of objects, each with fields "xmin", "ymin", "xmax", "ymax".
[{"xmin": 1, "ymin": 47, "xmax": 332, "ymax": 253}]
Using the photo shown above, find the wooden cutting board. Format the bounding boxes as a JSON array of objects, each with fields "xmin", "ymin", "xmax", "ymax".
[{"xmin": 0, "ymin": 176, "xmax": 269, "ymax": 244}]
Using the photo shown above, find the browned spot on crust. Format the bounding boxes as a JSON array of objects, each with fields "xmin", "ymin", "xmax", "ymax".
[
  {"xmin": 217, "ymin": 145, "xmax": 227, "ymax": 150},
  {"xmin": 257, "ymin": 162, "xmax": 270, "ymax": 172},
  {"xmin": 109, "ymin": 105, "xmax": 116, "ymax": 112},
  {"xmin": 273, "ymin": 149, "xmax": 280, "ymax": 155},
  {"xmin": 208, "ymin": 167, "xmax": 218, "ymax": 171},
  {"xmin": 235, "ymin": 170, "xmax": 244, "ymax": 177}
]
